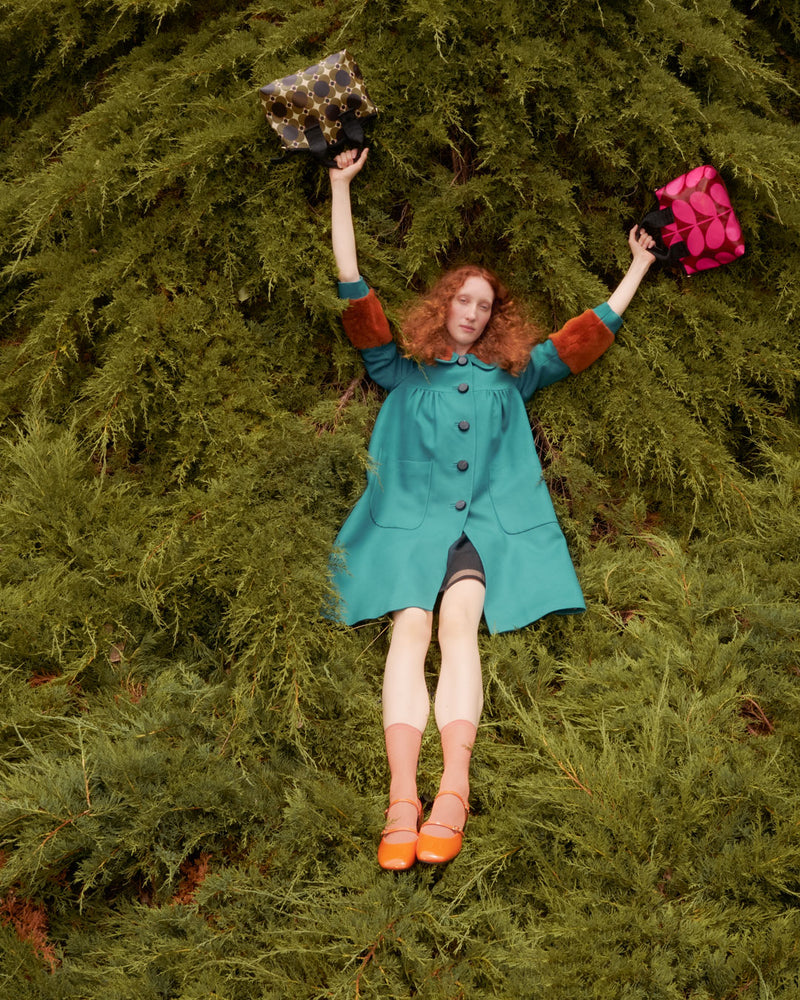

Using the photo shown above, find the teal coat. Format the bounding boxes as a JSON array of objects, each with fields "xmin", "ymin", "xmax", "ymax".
[{"xmin": 328, "ymin": 290, "xmax": 621, "ymax": 634}]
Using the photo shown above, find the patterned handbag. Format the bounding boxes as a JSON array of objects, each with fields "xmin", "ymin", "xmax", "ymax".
[
  {"xmin": 259, "ymin": 51, "xmax": 377, "ymax": 166},
  {"xmin": 639, "ymin": 165, "xmax": 745, "ymax": 275}
]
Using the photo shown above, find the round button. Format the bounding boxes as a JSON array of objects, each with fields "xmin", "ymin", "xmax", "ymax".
[
  {"xmin": 456, "ymin": 355, "xmax": 468, "ymax": 366},
  {"xmin": 457, "ymin": 383, "xmax": 469, "ymax": 393},
  {"xmin": 458, "ymin": 421, "xmax": 470, "ymax": 432},
  {"xmin": 455, "ymin": 500, "xmax": 467, "ymax": 511},
  {"xmin": 457, "ymin": 460, "xmax": 469, "ymax": 471}
]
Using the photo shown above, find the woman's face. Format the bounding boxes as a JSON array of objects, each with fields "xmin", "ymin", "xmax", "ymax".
[{"xmin": 445, "ymin": 276, "xmax": 495, "ymax": 354}]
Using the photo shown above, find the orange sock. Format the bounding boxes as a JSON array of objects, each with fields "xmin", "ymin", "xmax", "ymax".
[
  {"xmin": 383, "ymin": 723, "xmax": 423, "ymax": 843},
  {"xmin": 425, "ymin": 719, "xmax": 476, "ymax": 838}
]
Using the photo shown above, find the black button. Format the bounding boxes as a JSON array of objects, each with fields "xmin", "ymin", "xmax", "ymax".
[
  {"xmin": 458, "ymin": 420, "xmax": 470, "ymax": 431},
  {"xmin": 456, "ymin": 355, "xmax": 468, "ymax": 366},
  {"xmin": 455, "ymin": 500, "xmax": 467, "ymax": 511},
  {"xmin": 457, "ymin": 383, "xmax": 469, "ymax": 393},
  {"xmin": 457, "ymin": 460, "xmax": 469, "ymax": 471}
]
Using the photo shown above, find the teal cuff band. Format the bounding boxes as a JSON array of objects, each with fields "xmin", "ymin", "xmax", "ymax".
[
  {"xmin": 338, "ymin": 276, "xmax": 370, "ymax": 299},
  {"xmin": 593, "ymin": 302, "xmax": 623, "ymax": 334}
]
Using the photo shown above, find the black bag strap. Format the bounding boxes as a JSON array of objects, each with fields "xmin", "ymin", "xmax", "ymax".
[
  {"xmin": 304, "ymin": 122, "xmax": 338, "ymax": 168},
  {"xmin": 647, "ymin": 238, "xmax": 689, "ymax": 264},
  {"xmin": 305, "ymin": 109, "xmax": 371, "ymax": 169},
  {"xmin": 640, "ymin": 207, "xmax": 675, "ymax": 231},
  {"xmin": 338, "ymin": 109, "xmax": 366, "ymax": 146},
  {"xmin": 637, "ymin": 205, "xmax": 688, "ymax": 266}
]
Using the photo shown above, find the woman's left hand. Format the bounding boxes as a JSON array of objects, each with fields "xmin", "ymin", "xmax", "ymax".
[
  {"xmin": 606, "ymin": 225, "xmax": 658, "ymax": 315},
  {"xmin": 628, "ymin": 224, "xmax": 657, "ymax": 267}
]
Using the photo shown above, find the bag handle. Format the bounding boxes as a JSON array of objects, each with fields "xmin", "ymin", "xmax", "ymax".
[
  {"xmin": 647, "ymin": 239, "xmax": 689, "ymax": 264},
  {"xmin": 640, "ymin": 207, "xmax": 674, "ymax": 231},
  {"xmin": 637, "ymin": 207, "xmax": 688, "ymax": 265},
  {"xmin": 306, "ymin": 109, "xmax": 369, "ymax": 168},
  {"xmin": 305, "ymin": 123, "xmax": 337, "ymax": 167},
  {"xmin": 338, "ymin": 109, "xmax": 366, "ymax": 146}
]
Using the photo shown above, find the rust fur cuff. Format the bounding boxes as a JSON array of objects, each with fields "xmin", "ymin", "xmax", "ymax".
[
  {"xmin": 342, "ymin": 289, "xmax": 393, "ymax": 349},
  {"xmin": 549, "ymin": 310, "xmax": 614, "ymax": 374}
]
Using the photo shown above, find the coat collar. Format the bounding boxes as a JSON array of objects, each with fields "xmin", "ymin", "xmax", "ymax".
[{"xmin": 436, "ymin": 352, "xmax": 497, "ymax": 371}]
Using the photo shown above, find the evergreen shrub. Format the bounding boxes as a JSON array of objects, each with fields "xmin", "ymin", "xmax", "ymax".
[{"xmin": 1, "ymin": 0, "xmax": 799, "ymax": 996}]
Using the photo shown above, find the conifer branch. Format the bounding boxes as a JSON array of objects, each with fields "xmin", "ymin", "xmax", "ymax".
[
  {"xmin": 39, "ymin": 810, "xmax": 92, "ymax": 849},
  {"xmin": 77, "ymin": 724, "xmax": 92, "ymax": 810},
  {"xmin": 540, "ymin": 733, "xmax": 593, "ymax": 798},
  {"xmin": 354, "ymin": 921, "xmax": 395, "ymax": 998}
]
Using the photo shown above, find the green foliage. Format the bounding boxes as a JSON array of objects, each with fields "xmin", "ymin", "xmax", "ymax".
[{"xmin": 1, "ymin": 0, "xmax": 799, "ymax": 996}]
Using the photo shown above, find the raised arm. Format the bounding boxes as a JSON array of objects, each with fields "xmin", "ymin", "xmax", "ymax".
[
  {"xmin": 515, "ymin": 227, "xmax": 657, "ymax": 401},
  {"xmin": 328, "ymin": 146, "xmax": 403, "ymax": 378},
  {"xmin": 606, "ymin": 225, "xmax": 657, "ymax": 316},
  {"xmin": 330, "ymin": 147, "xmax": 369, "ymax": 283}
]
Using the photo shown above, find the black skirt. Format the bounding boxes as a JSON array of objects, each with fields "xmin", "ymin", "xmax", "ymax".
[{"xmin": 439, "ymin": 533, "xmax": 486, "ymax": 592}]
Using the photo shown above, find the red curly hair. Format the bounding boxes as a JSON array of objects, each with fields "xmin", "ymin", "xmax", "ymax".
[{"xmin": 399, "ymin": 266, "xmax": 542, "ymax": 374}]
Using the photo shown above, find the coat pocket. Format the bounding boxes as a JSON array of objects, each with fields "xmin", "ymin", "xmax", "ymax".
[
  {"xmin": 489, "ymin": 462, "xmax": 557, "ymax": 534},
  {"xmin": 369, "ymin": 458, "xmax": 432, "ymax": 530}
]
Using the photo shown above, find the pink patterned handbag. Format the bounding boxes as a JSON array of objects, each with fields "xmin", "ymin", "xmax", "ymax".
[{"xmin": 639, "ymin": 165, "xmax": 745, "ymax": 275}]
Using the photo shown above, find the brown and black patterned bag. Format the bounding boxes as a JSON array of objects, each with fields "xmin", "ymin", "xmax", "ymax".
[{"xmin": 259, "ymin": 51, "xmax": 377, "ymax": 166}]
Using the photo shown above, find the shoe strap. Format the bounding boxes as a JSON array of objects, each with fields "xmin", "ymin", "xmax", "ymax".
[
  {"xmin": 380, "ymin": 824, "xmax": 419, "ymax": 838},
  {"xmin": 420, "ymin": 790, "xmax": 469, "ymax": 836},
  {"xmin": 434, "ymin": 789, "xmax": 470, "ymax": 814},
  {"xmin": 420, "ymin": 818, "xmax": 465, "ymax": 835},
  {"xmin": 384, "ymin": 797, "xmax": 422, "ymax": 817}
]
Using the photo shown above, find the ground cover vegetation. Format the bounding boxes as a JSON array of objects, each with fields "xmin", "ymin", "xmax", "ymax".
[{"xmin": 1, "ymin": 0, "xmax": 799, "ymax": 996}]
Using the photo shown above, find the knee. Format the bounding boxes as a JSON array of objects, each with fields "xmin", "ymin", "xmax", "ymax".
[
  {"xmin": 437, "ymin": 605, "xmax": 479, "ymax": 647},
  {"xmin": 393, "ymin": 607, "xmax": 433, "ymax": 646}
]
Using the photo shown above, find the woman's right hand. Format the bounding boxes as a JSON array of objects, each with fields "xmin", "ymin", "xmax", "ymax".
[
  {"xmin": 330, "ymin": 147, "xmax": 368, "ymax": 281},
  {"xmin": 329, "ymin": 146, "xmax": 369, "ymax": 186}
]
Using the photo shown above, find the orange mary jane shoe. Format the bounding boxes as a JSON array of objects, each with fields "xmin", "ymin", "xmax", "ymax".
[
  {"xmin": 415, "ymin": 790, "xmax": 469, "ymax": 865},
  {"xmin": 377, "ymin": 797, "xmax": 423, "ymax": 871}
]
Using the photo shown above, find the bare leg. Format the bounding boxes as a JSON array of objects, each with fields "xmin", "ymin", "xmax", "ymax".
[
  {"xmin": 434, "ymin": 579, "xmax": 485, "ymax": 730},
  {"xmin": 381, "ymin": 607, "xmax": 432, "ymax": 846},
  {"xmin": 425, "ymin": 579, "xmax": 485, "ymax": 839},
  {"xmin": 383, "ymin": 607, "xmax": 432, "ymax": 731}
]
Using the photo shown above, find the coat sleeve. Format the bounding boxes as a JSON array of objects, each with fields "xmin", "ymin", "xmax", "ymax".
[
  {"xmin": 340, "ymin": 286, "xmax": 418, "ymax": 391},
  {"xmin": 515, "ymin": 305, "xmax": 622, "ymax": 402}
]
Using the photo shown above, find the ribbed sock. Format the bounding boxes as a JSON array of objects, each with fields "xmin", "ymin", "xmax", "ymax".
[
  {"xmin": 423, "ymin": 719, "xmax": 476, "ymax": 838},
  {"xmin": 383, "ymin": 722, "xmax": 423, "ymax": 844}
]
